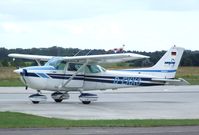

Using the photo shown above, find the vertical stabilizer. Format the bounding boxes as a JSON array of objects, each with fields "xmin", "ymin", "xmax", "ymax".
[
  {"xmin": 127, "ymin": 46, "xmax": 184, "ymax": 79},
  {"xmin": 146, "ymin": 46, "xmax": 184, "ymax": 78}
]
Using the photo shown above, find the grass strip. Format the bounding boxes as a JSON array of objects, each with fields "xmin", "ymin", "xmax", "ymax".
[
  {"xmin": 0, "ymin": 79, "xmax": 24, "ymax": 87},
  {"xmin": 1, "ymin": 112, "xmax": 199, "ymax": 128}
]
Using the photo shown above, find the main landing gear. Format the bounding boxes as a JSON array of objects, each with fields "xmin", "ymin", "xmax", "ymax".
[
  {"xmin": 79, "ymin": 93, "xmax": 98, "ymax": 104},
  {"xmin": 51, "ymin": 91, "xmax": 70, "ymax": 103},
  {"xmin": 51, "ymin": 91, "xmax": 98, "ymax": 104}
]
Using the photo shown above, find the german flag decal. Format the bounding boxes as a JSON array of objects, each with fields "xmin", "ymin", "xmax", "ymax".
[{"xmin": 171, "ymin": 51, "xmax": 176, "ymax": 56}]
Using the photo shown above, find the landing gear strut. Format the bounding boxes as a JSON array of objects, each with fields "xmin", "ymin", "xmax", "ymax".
[
  {"xmin": 29, "ymin": 90, "xmax": 47, "ymax": 104},
  {"xmin": 79, "ymin": 93, "xmax": 98, "ymax": 104},
  {"xmin": 51, "ymin": 91, "xmax": 70, "ymax": 103}
]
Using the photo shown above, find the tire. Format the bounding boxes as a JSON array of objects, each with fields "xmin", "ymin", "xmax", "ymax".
[
  {"xmin": 32, "ymin": 101, "xmax": 39, "ymax": 104},
  {"xmin": 82, "ymin": 101, "xmax": 91, "ymax": 104},
  {"xmin": 54, "ymin": 99, "xmax": 63, "ymax": 103}
]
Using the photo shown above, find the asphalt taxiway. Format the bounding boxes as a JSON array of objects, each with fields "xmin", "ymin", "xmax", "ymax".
[
  {"xmin": 1, "ymin": 126, "xmax": 199, "ymax": 135},
  {"xmin": 0, "ymin": 86, "xmax": 199, "ymax": 119}
]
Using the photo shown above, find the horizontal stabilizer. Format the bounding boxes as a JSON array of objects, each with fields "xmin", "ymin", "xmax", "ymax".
[{"xmin": 152, "ymin": 78, "xmax": 190, "ymax": 85}]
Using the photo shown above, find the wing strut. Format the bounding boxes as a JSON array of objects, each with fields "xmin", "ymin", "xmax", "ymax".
[
  {"xmin": 36, "ymin": 60, "xmax": 41, "ymax": 66},
  {"xmin": 59, "ymin": 61, "xmax": 88, "ymax": 89}
]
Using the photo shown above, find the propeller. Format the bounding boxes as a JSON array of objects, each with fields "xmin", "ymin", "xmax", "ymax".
[{"xmin": 21, "ymin": 69, "xmax": 28, "ymax": 90}]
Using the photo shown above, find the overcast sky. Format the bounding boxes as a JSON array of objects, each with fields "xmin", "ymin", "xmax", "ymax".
[{"xmin": 0, "ymin": 0, "xmax": 199, "ymax": 51}]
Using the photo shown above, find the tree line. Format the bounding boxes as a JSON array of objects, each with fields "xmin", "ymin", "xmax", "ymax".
[{"xmin": 0, "ymin": 46, "xmax": 198, "ymax": 67}]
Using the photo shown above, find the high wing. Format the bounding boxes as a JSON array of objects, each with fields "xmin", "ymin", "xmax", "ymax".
[
  {"xmin": 8, "ymin": 54, "xmax": 53, "ymax": 61},
  {"xmin": 63, "ymin": 53, "xmax": 149, "ymax": 63},
  {"xmin": 8, "ymin": 53, "xmax": 149, "ymax": 63}
]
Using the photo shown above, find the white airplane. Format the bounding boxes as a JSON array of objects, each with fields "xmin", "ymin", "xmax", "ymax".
[{"xmin": 8, "ymin": 46, "xmax": 189, "ymax": 104}]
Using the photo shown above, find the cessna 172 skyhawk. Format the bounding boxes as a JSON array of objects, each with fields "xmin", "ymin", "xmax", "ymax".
[{"xmin": 8, "ymin": 46, "xmax": 188, "ymax": 104}]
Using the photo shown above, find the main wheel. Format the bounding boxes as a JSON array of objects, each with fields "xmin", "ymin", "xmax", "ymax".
[
  {"xmin": 51, "ymin": 91, "xmax": 69, "ymax": 103},
  {"xmin": 54, "ymin": 99, "xmax": 63, "ymax": 103},
  {"xmin": 82, "ymin": 101, "xmax": 91, "ymax": 104},
  {"xmin": 32, "ymin": 101, "xmax": 39, "ymax": 104}
]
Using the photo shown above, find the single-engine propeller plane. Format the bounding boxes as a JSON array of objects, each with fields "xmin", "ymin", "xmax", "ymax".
[{"xmin": 8, "ymin": 46, "xmax": 189, "ymax": 104}]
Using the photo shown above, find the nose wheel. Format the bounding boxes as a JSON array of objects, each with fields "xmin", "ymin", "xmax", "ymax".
[
  {"xmin": 82, "ymin": 101, "xmax": 91, "ymax": 104},
  {"xmin": 29, "ymin": 91, "xmax": 47, "ymax": 104},
  {"xmin": 54, "ymin": 99, "xmax": 63, "ymax": 103}
]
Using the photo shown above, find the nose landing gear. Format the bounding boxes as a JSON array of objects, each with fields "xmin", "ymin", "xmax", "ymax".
[{"xmin": 29, "ymin": 90, "xmax": 47, "ymax": 104}]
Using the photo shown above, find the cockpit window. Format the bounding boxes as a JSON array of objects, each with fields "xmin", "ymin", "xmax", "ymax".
[
  {"xmin": 57, "ymin": 61, "xmax": 67, "ymax": 70},
  {"xmin": 45, "ymin": 58, "xmax": 66, "ymax": 70}
]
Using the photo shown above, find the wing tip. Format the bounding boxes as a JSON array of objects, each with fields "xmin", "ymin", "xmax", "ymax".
[{"xmin": 8, "ymin": 53, "xmax": 16, "ymax": 57}]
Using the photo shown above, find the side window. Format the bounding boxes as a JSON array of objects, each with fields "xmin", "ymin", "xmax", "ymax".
[
  {"xmin": 67, "ymin": 63, "xmax": 104, "ymax": 73},
  {"xmin": 68, "ymin": 63, "xmax": 83, "ymax": 71},
  {"xmin": 86, "ymin": 65, "xmax": 101, "ymax": 73}
]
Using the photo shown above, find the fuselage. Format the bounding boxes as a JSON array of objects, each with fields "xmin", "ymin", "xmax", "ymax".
[{"xmin": 15, "ymin": 64, "xmax": 165, "ymax": 92}]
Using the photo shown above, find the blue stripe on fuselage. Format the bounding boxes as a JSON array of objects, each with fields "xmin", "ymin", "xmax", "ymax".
[
  {"xmin": 20, "ymin": 72, "xmax": 152, "ymax": 81},
  {"xmin": 22, "ymin": 72, "xmax": 39, "ymax": 77},
  {"xmin": 117, "ymin": 69, "xmax": 176, "ymax": 73},
  {"xmin": 20, "ymin": 72, "xmax": 163, "ymax": 86}
]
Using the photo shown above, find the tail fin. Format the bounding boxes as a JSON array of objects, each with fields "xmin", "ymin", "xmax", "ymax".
[
  {"xmin": 127, "ymin": 46, "xmax": 184, "ymax": 79},
  {"xmin": 146, "ymin": 46, "xmax": 184, "ymax": 78}
]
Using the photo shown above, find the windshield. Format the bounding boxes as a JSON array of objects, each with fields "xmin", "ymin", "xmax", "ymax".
[{"xmin": 45, "ymin": 57, "xmax": 66, "ymax": 70}]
